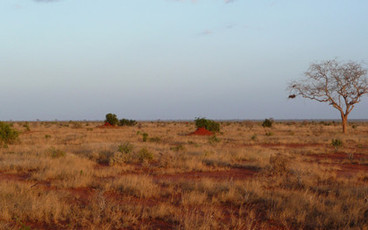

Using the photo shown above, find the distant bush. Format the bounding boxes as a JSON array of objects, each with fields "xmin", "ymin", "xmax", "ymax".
[
  {"xmin": 195, "ymin": 117, "xmax": 220, "ymax": 132},
  {"xmin": 262, "ymin": 118, "xmax": 274, "ymax": 128},
  {"xmin": 105, "ymin": 113, "xmax": 119, "ymax": 126},
  {"xmin": 142, "ymin": 133, "xmax": 148, "ymax": 142},
  {"xmin": 119, "ymin": 119, "xmax": 137, "ymax": 127},
  {"xmin": 0, "ymin": 122, "xmax": 19, "ymax": 147}
]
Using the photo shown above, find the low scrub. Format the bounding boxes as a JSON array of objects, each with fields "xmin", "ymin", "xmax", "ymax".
[{"xmin": 119, "ymin": 119, "xmax": 137, "ymax": 127}]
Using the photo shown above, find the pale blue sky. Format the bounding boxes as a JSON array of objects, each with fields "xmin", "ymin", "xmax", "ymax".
[{"xmin": 1, "ymin": 0, "xmax": 367, "ymax": 120}]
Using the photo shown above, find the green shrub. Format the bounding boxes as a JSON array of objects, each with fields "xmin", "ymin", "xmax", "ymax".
[
  {"xmin": 105, "ymin": 113, "xmax": 119, "ymax": 126},
  {"xmin": 0, "ymin": 122, "xmax": 19, "ymax": 147},
  {"xmin": 195, "ymin": 117, "xmax": 220, "ymax": 132},
  {"xmin": 142, "ymin": 133, "xmax": 148, "ymax": 142},
  {"xmin": 137, "ymin": 148, "xmax": 153, "ymax": 162},
  {"xmin": 119, "ymin": 119, "xmax": 137, "ymax": 127},
  {"xmin": 331, "ymin": 139, "xmax": 343, "ymax": 151},
  {"xmin": 262, "ymin": 118, "xmax": 274, "ymax": 128}
]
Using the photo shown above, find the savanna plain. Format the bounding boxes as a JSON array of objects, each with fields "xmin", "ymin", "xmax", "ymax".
[{"xmin": 0, "ymin": 120, "xmax": 367, "ymax": 229}]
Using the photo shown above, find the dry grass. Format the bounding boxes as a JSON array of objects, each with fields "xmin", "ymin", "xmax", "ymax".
[{"xmin": 0, "ymin": 120, "xmax": 367, "ymax": 229}]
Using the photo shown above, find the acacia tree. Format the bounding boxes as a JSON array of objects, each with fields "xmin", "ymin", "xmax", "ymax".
[{"xmin": 288, "ymin": 60, "xmax": 368, "ymax": 134}]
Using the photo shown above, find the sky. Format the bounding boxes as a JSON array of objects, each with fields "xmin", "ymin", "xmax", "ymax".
[{"xmin": 1, "ymin": 0, "xmax": 368, "ymax": 121}]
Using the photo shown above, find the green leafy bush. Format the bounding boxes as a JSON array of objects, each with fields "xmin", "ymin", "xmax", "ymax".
[
  {"xmin": 0, "ymin": 122, "xmax": 19, "ymax": 147},
  {"xmin": 331, "ymin": 139, "xmax": 343, "ymax": 151},
  {"xmin": 119, "ymin": 119, "xmax": 137, "ymax": 127},
  {"xmin": 195, "ymin": 117, "xmax": 220, "ymax": 132},
  {"xmin": 105, "ymin": 113, "xmax": 119, "ymax": 126},
  {"xmin": 262, "ymin": 118, "xmax": 274, "ymax": 128}
]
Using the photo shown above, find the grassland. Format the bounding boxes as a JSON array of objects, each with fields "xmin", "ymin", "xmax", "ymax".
[{"xmin": 0, "ymin": 120, "xmax": 367, "ymax": 229}]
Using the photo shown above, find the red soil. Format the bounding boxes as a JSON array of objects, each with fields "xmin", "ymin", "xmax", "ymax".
[
  {"xmin": 97, "ymin": 122, "xmax": 116, "ymax": 128},
  {"xmin": 188, "ymin": 127, "xmax": 214, "ymax": 136},
  {"xmin": 155, "ymin": 168, "xmax": 257, "ymax": 181},
  {"xmin": 306, "ymin": 152, "xmax": 368, "ymax": 161}
]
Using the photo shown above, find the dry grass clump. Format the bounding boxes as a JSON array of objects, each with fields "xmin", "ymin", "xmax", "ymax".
[
  {"xmin": 106, "ymin": 175, "xmax": 160, "ymax": 198},
  {"xmin": 0, "ymin": 181, "xmax": 70, "ymax": 226}
]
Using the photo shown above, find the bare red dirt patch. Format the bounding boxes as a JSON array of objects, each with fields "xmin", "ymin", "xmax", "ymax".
[{"xmin": 188, "ymin": 127, "xmax": 214, "ymax": 136}]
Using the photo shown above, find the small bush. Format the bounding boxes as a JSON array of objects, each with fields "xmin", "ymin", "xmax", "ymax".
[
  {"xmin": 118, "ymin": 142, "xmax": 134, "ymax": 154},
  {"xmin": 105, "ymin": 113, "xmax": 119, "ymax": 126},
  {"xmin": 98, "ymin": 151, "xmax": 114, "ymax": 165},
  {"xmin": 137, "ymin": 148, "xmax": 153, "ymax": 162},
  {"xmin": 208, "ymin": 135, "xmax": 220, "ymax": 145},
  {"xmin": 262, "ymin": 118, "xmax": 273, "ymax": 128},
  {"xmin": 195, "ymin": 117, "xmax": 220, "ymax": 132},
  {"xmin": 251, "ymin": 134, "xmax": 257, "ymax": 141},
  {"xmin": 331, "ymin": 139, "xmax": 343, "ymax": 151},
  {"xmin": 0, "ymin": 122, "xmax": 19, "ymax": 147},
  {"xmin": 119, "ymin": 119, "xmax": 137, "ymax": 127},
  {"xmin": 142, "ymin": 133, "xmax": 148, "ymax": 142}
]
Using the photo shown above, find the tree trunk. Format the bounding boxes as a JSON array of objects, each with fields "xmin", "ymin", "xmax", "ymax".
[{"xmin": 341, "ymin": 114, "xmax": 348, "ymax": 134}]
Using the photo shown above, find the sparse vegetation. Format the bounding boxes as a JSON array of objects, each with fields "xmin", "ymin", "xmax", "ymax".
[{"xmin": 0, "ymin": 120, "xmax": 367, "ymax": 229}]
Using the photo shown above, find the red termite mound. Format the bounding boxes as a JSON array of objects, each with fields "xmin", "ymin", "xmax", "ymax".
[
  {"xmin": 189, "ymin": 127, "xmax": 214, "ymax": 136},
  {"xmin": 97, "ymin": 122, "xmax": 115, "ymax": 128}
]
